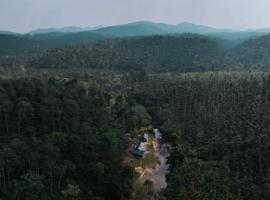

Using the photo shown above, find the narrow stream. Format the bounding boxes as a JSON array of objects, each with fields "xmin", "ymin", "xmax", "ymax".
[{"xmin": 152, "ymin": 128, "xmax": 170, "ymax": 193}]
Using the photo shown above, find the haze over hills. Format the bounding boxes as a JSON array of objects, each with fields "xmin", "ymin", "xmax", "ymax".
[
  {"xmin": 0, "ymin": 30, "xmax": 19, "ymax": 35},
  {"xmin": 26, "ymin": 32, "xmax": 270, "ymax": 72},
  {"xmin": 2, "ymin": 21, "xmax": 235, "ymax": 56},
  {"xmin": 25, "ymin": 21, "xmax": 236, "ymax": 37},
  {"xmin": 2, "ymin": 13, "xmax": 270, "ymax": 200},
  {"xmin": 88, "ymin": 21, "xmax": 270, "ymax": 47},
  {"xmin": 0, "ymin": 21, "xmax": 269, "ymax": 51},
  {"xmin": 90, "ymin": 21, "xmax": 229, "ymax": 37},
  {"xmin": 2, "ymin": 21, "xmax": 270, "ymax": 71},
  {"xmin": 231, "ymin": 34, "xmax": 270, "ymax": 69},
  {"xmin": 3, "ymin": 0, "xmax": 270, "ymax": 199},
  {"xmin": 28, "ymin": 26, "xmax": 103, "ymax": 35},
  {"xmin": 2, "ymin": 21, "xmax": 270, "ymax": 35}
]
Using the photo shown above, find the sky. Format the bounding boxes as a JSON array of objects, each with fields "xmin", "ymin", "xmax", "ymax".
[{"xmin": 1, "ymin": 0, "xmax": 270, "ymax": 33}]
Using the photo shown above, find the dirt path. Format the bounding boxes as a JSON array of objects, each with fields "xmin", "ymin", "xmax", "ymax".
[{"xmin": 139, "ymin": 129, "xmax": 170, "ymax": 193}]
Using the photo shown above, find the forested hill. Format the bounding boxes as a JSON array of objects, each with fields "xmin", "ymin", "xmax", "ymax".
[
  {"xmin": 0, "ymin": 34, "xmax": 45, "ymax": 56},
  {"xmin": 91, "ymin": 22, "xmax": 166, "ymax": 37},
  {"xmin": 29, "ymin": 35, "xmax": 227, "ymax": 72},
  {"xmin": 4, "ymin": 31, "xmax": 270, "ymax": 72},
  {"xmin": 28, "ymin": 31, "xmax": 110, "ymax": 48},
  {"xmin": 1, "ymin": 21, "xmax": 270, "ymax": 66},
  {"xmin": 231, "ymin": 34, "xmax": 270, "ymax": 69},
  {"xmin": 0, "ymin": 32, "xmax": 109, "ymax": 57}
]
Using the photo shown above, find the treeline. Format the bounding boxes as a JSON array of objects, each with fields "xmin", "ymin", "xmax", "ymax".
[
  {"xmin": 0, "ymin": 74, "xmax": 152, "ymax": 200},
  {"xmin": 127, "ymin": 72, "xmax": 270, "ymax": 200},
  {"xmin": 29, "ymin": 35, "xmax": 227, "ymax": 72}
]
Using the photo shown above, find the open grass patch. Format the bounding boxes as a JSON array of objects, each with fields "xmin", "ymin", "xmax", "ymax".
[
  {"xmin": 147, "ymin": 143, "xmax": 154, "ymax": 152},
  {"xmin": 143, "ymin": 153, "xmax": 157, "ymax": 168},
  {"xmin": 129, "ymin": 157, "xmax": 142, "ymax": 168},
  {"xmin": 148, "ymin": 132, "xmax": 155, "ymax": 140}
]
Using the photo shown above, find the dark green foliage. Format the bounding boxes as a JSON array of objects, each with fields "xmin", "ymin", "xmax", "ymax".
[
  {"xmin": 1, "ymin": 69, "xmax": 270, "ymax": 199},
  {"xmin": 129, "ymin": 72, "xmax": 270, "ymax": 200},
  {"xmin": 28, "ymin": 32, "xmax": 110, "ymax": 48},
  {"xmin": 0, "ymin": 76, "xmax": 137, "ymax": 200},
  {"xmin": 0, "ymin": 34, "xmax": 45, "ymax": 56},
  {"xmin": 2, "ymin": 26, "xmax": 270, "ymax": 199},
  {"xmin": 3, "ymin": 30, "xmax": 270, "ymax": 72},
  {"xmin": 231, "ymin": 34, "xmax": 270, "ymax": 69},
  {"xmin": 208, "ymin": 32, "xmax": 268, "ymax": 49},
  {"xmin": 0, "ymin": 32, "xmax": 108, "ymax": 58},
  {"xmin": 29, "ymin": 35, "xmax": 226, "ymax": 72}
]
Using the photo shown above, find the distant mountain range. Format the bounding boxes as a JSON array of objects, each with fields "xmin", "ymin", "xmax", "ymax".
[
  {"xmin": 0, "ymin": 30, "xmax": 19, "ymax": 35},
  {"xmin": 23, "ymin": 21, "xmax": 270, "ymax": 47},
  {"xmin": 28, "ymin": 26, "xmax": 103, "ymax": 35},
  {"xmin": 89, "ymin": 21, "xmax": 226, "ymax": 37},
  {"xmin": 1, "ymin": 21, "xmax": 270, "ymax": 62},
  {"xmin": 27, "ymin": 21, "xmax": 235, "ymax": 36},
  {"xmin": 2, "ymin": 21, "xmax": 270, "ymax": 36}
]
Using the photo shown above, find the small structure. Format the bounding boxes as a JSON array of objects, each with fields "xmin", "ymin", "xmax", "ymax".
[
  {"xmin": 131, "ymin": 148, "xmax": 144, "ymax": 157},
  {"xmin": 137, "ymin": 142, "xmax": 145, "ymax": 151},
  {"xmin": 140, "ymin": 133, "xmax": 148, "ymax": 143},
  {"xmin": 131, "ymin": 142, "xmax": 145, "ymax": 157}
]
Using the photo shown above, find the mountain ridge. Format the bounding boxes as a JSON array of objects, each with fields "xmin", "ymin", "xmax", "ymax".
[
  {"xmin": 28, "ymin": 26, "xmax": 103, "ymax": 35},
  {"xmin": 2, "ymin": 21, "xmax": 270, "ymax": 36}
]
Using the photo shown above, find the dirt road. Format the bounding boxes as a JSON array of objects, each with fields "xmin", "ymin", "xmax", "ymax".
[{"xmin": 139, "ymin": 129, "xmax": 170, "ymax": 193}]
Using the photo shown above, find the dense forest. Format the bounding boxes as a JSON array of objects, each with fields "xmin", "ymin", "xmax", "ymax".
[
  {"xmin": 0, "ymin": 69, "xmax": 270, "ymax": 200},
  {"xmin": 28, "ymin": 35, "xmax": 227, "ymax": 72},
  {"xmin": 0, "ymin": 71, "xmax": 154, "ymax": 199},
  {"xmin": 0, "ymin": 34, "xmax": 44, "ymax": 56},
  {"xmin": 0, "ymin": 32, "xmax": 109, "ymax": 57},
  {"xmin": 22, "ymin": 33, "xmax": 270, "ymax": 72},
  {"xmin": 127, "ymin": 72, "xmax": 270, "ymax": 200},
  {"xmin": 1, "ymin": 22, "xmax": 270, "ymax": 200},
  {"xmin": 231, "ymin": 34, "xmax": 270, "ymax": 69}
]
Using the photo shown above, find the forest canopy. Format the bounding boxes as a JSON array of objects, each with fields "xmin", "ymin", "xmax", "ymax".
[
  {"xmin": 1, "ymin": 24, "xmax": 270, "ymax": 200},
  {"xmin": 28, "ymin": 35, "xmax": 227, "ymax": 72},
  {"xmin": 0, "ymin": 70, "xmax": 270, "ymax": 199}
]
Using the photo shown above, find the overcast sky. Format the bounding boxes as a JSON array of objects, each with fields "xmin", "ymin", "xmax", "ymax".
[{"xmin": 1, "ymin": 0, "xmax": 270, "ymax": 33}]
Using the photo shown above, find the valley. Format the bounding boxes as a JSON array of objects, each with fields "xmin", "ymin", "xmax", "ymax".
[{"xmin": 1, "ymin": 20, "xmax": 270, "ymax": 200}]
